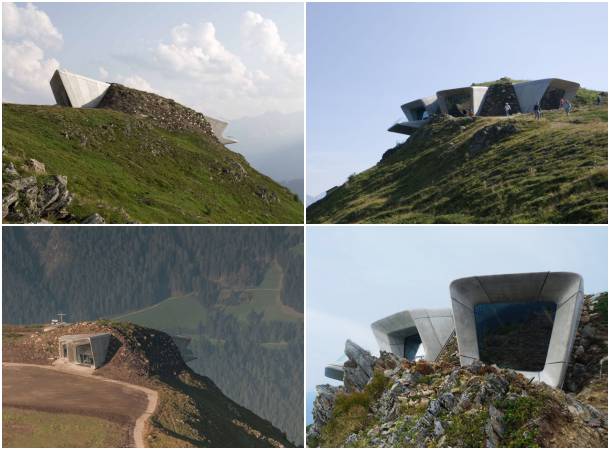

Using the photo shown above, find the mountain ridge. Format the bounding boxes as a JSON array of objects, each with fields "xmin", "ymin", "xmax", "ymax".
[{"xmin": 307, "ymin": 88, "xmax": 607, "ymax": 224}]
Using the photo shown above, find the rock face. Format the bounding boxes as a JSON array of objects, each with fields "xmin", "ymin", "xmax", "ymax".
[
  {"xmin": 469, "ymin": 122, "xmax": 518, "ymax": 155},
  {"xmin": 97, "ymin": 84, "xmax": 218, "ymax": 142},
  {"xmin": 479, "ymin": 81, "xmax": 522, "ymax": 116},
  {"xmin": 343, "ymin": 339, "xmax": 376, "ymax": 392},
  {"xmin": 564, "ymin": 293, "xmax": 608, "ymax": 393},
  {"xmin": 3, "ymin": 171, "xmax": 73, "ymax": 222}
]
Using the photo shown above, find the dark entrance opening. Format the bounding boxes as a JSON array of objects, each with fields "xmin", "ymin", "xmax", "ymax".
[
  {"xmin": 540, "ymin": 87, "xmax": 566, "ymax": 109},
  {"xmin": 445, "ymin": 93, "xmax": 472, "ymax": 116},
  {"xmin": 410, "ymin": 106, "xmax": 427, "ymax": 121},
  {"xmin": 474, "ymin": 302, "xmax": 556, "ymax": 371},
  {"xmin": 404, "ymin": 334, "xmax": 423, "ymax": 361}
]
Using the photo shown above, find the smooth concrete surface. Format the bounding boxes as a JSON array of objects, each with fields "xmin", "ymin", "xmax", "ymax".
[
  {"xmin": 513, "ymin": 78, "xmax": 580, "ymax": 113},
  {"xmin": 450, "ymin": 271, "xmax": 584, "ymax": 388},
  {"xmin": 324, "ymin": 363, "xmax": 344, "ymax": 381},
  {"xmin": 50, "ymin": 69, "xmax": 110, "ymax": 108},
  {"xmin": 371, "ymin": 308, "xmax": 455, "ymax": 361},
  {"xmin": 204, "ymin": 115, "xmax": 238, "ymax": 145},
  {"xmin": 388, "ymin": 119, "xmax": 427, "ymax": 135},
  {"xmin": 437, "ymin": 86, "xmax": 489, "ymax": 116},
  {"xmin": 401, "ymin": 95, "xmax": 439, "ymax": 121},
  {"xmin": 58, "ymin": 333, "xmax": 111, "ymax": 369}
]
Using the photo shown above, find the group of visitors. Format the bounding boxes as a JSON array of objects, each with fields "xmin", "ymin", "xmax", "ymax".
[{"xmin": 503, "ymin": 97, "xmax": 575, "ymax": 121}]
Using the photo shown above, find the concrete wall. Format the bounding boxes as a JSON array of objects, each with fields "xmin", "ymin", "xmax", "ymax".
[
  {"xmin": 450, "ymin": 272, "xmax": 584, "ymax": 388},
  {"xmin": 437, "ymin": 86, "xmax": 489, "ymax": 116},
  {"xmin": 513, "ymin": 78, "xmax": 580, "ymax": 113},
  {"xmin": 324, "ymin": 364, "xmax": 344, "ymax": 381},
  {"xmin": 58, "ymin": 333, "xmax": 111, "ymax": 369},
  {"xmin": 50, "ymin": 69, "xmax": 110, "ymax": 108},
  {"xmin": 400, "ymin": 95, "xmax": 439, "ymax": 121},
  {"xmin": 205, "ymin": 116, "xmax": 238, "ymax": 145},
  {"xmin": 371, "ymin": 308, "xmax": 455, "ymax": 361}
]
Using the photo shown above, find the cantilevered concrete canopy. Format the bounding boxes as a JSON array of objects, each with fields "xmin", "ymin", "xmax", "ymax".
[
  {"xmin": 400, "ymin": 96, "xmax": 439, "ymax": 122},
  {"xmin": 388, "ymin": 119, "xmax": 427, "ymax": 135},
  {"xmin": 58, "ymin": 333, "xmax": 111, "ymax": 369},
  {"xmin": 205, "ymin": 116, "xmax": 238, "ymax": 145},
  {"xmin": 513, "ymin": 78, "xmax": 580, "ymax": 113},
  {"xmin": 450, "ymin": 272, "xmax": 584, "ymax": 388},
  {"xmin": 437, "ymin": 86, "xmax": 489, "ymax": 116},
  {"xmin": 371, "ymin": 308, "xmax": 455, "ymax": 361},
  {"xmin": 324, "ymin": 363, "xmax": 344, "ymax": 381},
  {"xmin": 50, "ymin": 69, "xmax": 110, "ymax": 108}
]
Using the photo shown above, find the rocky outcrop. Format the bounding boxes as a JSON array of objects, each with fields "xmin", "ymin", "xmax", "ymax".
[
  {"xmin": 310, "ymin": 294, "xmax": 609, "ymax": 448},
  {"xmin": 307, "ymin": 384, "xmax": 341, "ymax": 444},
  {"xmin": 97, "ymin": 84, "xmax": 218, "ymax": 142},
  {"xmin": 479, "ymin": 81, "xmax": 521, "ymax": 116},
  {"xmin": 3, "ymin": 171, "xmax": 73, "ymax": 222},
  {"xmin": 343, "ymin": 339, "xmax": 376, "ymax": 392},
  {"xmin": 565, "ymin": 293, "xmax": 608, "ymax": 393},
  {"xmin": 468, "ymin": 122, "xmax": 518, "ymax": 155}
]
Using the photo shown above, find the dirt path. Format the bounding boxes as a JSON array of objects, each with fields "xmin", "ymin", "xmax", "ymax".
[{"xmin": 3, "ymin": 363, "xmax": 158, "ymax": 448}]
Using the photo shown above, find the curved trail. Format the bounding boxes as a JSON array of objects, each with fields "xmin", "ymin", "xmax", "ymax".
[{"xmin": 2, "ymin": 362, "xmax": 158, "ymax": 448}]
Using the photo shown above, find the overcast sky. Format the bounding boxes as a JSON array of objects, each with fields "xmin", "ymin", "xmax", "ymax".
[
  {"xmin": 2, "ymin": 2, "xmax": 304, "ymax": 120},
  {"xmin": 307, "ymin": 2, "xmax": 609, "ymax": 196},
  {"xmin": 306, "ymin": 226, "xmax": 608, "ymax": 406}
]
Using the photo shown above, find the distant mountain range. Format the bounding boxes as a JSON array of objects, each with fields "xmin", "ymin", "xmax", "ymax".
[{"xmin": 227, "ymin": 111, "xmax": 304, "ymax": 184}]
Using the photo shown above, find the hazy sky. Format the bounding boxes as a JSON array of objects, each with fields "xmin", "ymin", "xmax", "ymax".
[
  {"xmin": 307, "ymin": 2, "xmax": 609, "ymax": 196},
  {"xmin": 306, "ymin": 226, "xmax": 608, "ymax": 402},
  {"xmin": 2, "ymin": 2, "xmax": 304, "ymax": 120}
]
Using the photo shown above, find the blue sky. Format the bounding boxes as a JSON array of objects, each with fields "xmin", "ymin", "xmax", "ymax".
[
  {"xmin": 306, "ymin": 225, "xmax": 608, "ymax": 422},
  {"xmin": 3, "ymin": 2, "xmax": 304, "ymax": 119},
  {"xmin": 306, "ymin": 2, "xmax": 609, "ymax": 196}
]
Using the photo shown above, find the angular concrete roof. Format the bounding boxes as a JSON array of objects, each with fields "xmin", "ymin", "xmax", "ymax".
[
  {"xmin": 450, "ymin": 271, "xmax": 584, "ymax": 388},
  {"xmin": 50, "ymin": 69, "xmax": 110, "ymax": 108},
  {"xmin": 400, "ymin": 95, "xmax": 439, "ymax": 121},
  {"xmin": 513, "ymin": 78, "xmax": 580, "ymax": 113},
  {"xmin": 388, "ymin": 119, "xmax": 428, "ymax": 135},
  {"xmin": 371, "ymin": 308, "xmax": 455, "ymax": 361},
  {"xmin": 436, "ymin": 86, "xmax": 489, "ymax": 116},
  {"xmin": 205, "ymin": 116, "xmax": 238, "ymax": 145}
]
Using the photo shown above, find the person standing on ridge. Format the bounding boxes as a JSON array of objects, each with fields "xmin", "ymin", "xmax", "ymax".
[
  {"xmin": 504, "ymin": 102, "xmax": 511, "ymax": 117},
  {"xmin": 533, "ymin": 102, "xmax": 542, "ymax": 120},
  {"xmin": 562, "ymin": 98, "xmax": 572, "ymax": 116},
  {"xmin": 596, "ymin": 93, "xmax": 603, "ymax": 105}
]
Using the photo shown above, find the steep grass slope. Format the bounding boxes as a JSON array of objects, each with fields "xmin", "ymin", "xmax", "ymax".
[
  {"xmin": 3, "ymin": 104, "xmax": 303, "ymax": 223},
  {"xmin": 308, "ymin": 102, "xmax": 607, "ymax": 224}
]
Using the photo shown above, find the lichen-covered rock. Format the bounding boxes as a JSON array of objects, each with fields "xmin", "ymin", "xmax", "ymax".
[{"xmin": 3, "ymin": 174, "xmax": 73, "ymax": 222}]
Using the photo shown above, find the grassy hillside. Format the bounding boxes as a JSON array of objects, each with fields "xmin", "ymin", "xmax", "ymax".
[
  {"xmin": 2, "ymin": 104, "xmax": 303, "ymax": 223},
  {"xmin": 308, "ymin": 100, "xmax": 607, "ymax": 224}
]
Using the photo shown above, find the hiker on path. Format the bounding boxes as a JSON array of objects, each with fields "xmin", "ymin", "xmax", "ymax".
[
  {"xmin": 504, "ymin": 102, "xmax": 511, "ymax": 117},
  {"xmin": 596, "ymin": 93, "xmax": 603, "ymax": 105},
  {"xmin": 533, "ymin": 102, "xmax": 542, "ymax": 120}
]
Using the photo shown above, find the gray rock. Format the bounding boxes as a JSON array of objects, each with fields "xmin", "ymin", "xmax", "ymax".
[
  {"xmin": 344, "ymin": 433, "xmax": 359, "ymax": 446},
  {"xmin": 433, "ymin": 419, "xmax": 444, "ymax": 437},
  {"xmin": 4, "ymin": 162, "xmax": 18, "ymax": 177},
  {"xmin": 343, "ymin": 339, "xmax": 377, "ymax": 392},
  {"xmin": 23, "ymin": 158, "xmax": 46, "ymax": 175},
  {"xmin": 82, "ymin": 213, "xmax": 105, "ymax": 224}
]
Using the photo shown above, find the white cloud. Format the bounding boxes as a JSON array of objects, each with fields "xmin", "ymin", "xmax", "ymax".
[
  {"xmin": 3, "ymin": 40, "xmax": 59, "ymax": 97},
  {"xmin": 155, "ymin": 22, "xmax": 256, "ymax": 95},
  {"xmin": 2, "ymin": 3, "xmax": 62, "ymax": 103},
  {"xmin": 241, "ymin": 11, "xmax": 303, "ymax": 79},
  {"xmin": 116, "ymin": 74, "xmax": 155, "ymax": 93},
  {"xmin": 149, "ymin": 12, "xmax": 303, "ymax": 118},
  {"xmin": 98, "ymin": 67, "xmax": 109, "ymax": 79},
  {"xmin": 2, "ymin": 2, "xmax": 63, "ymax": 49}
]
